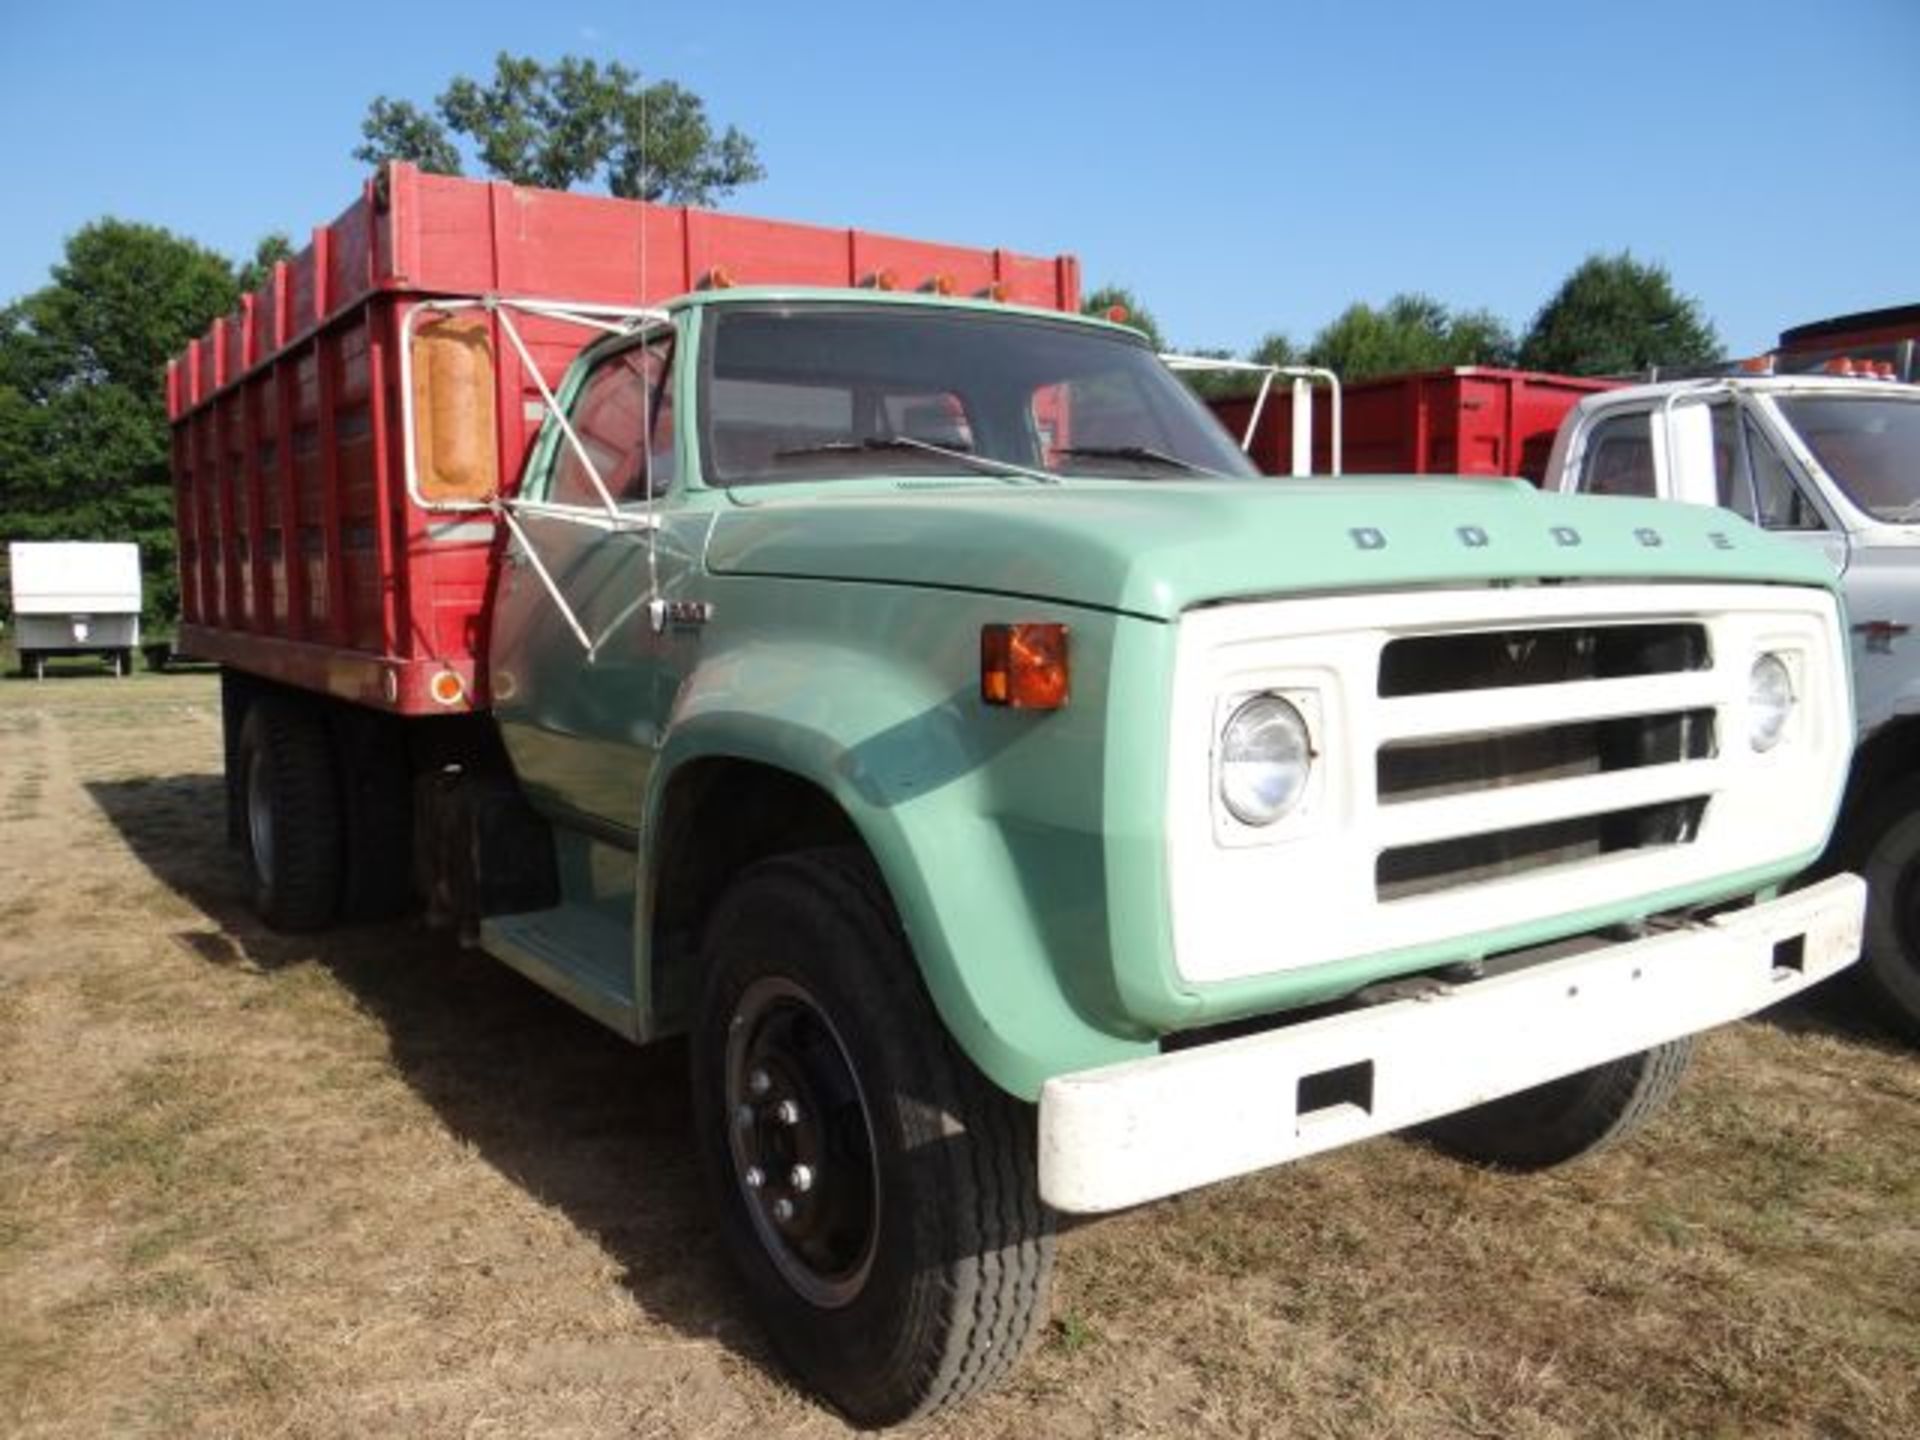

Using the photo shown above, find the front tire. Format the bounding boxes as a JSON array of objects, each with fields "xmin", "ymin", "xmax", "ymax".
[
  {"xmin": 1420, "ymin": 1039, "xmax": 1694, "ymax": 1171},
  {"xmin": 237, "ymin": 696, "xmax": 343, "ymax": 932},
  {"xmin": 690, "ymin": 848, "xmax": 1054, "ymax": 1425},
  {"xmin": 1855, "ymin": 779, "xmax": 1920, "ymax": 1043}
]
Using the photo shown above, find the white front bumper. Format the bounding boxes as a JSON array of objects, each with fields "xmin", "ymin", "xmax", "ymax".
[{"xmin": 1038, "ymin": 874, "xmax": 1865, "ymax": 1214}]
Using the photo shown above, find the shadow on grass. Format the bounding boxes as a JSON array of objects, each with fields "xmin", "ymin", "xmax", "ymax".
[
  {"xmin": 1757, "ymin": 970, "xmax": 1917, "ymax": 1057},
  {"xmin": 85, "ymin": 772, "xmax": 768, "ymax": 1374}
]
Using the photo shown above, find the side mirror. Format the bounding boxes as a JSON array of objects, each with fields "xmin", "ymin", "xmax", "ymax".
[{"xmin": 409, "ymin": 316, "xmax": 499, "ymax": 506}]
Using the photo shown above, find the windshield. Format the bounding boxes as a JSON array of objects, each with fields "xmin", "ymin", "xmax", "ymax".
[
  {"xmin": 699, "ymin": 304, "xmax": 1260, "ymax": 486},
  {"xmin": 1774, "ymin": 394, "xmax": 1920, "ymax": 522}
]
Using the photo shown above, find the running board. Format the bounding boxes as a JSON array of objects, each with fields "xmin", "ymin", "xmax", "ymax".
[{"xmin": 481, "ymin": 905, "xmax": 639, "ymax": 1040}]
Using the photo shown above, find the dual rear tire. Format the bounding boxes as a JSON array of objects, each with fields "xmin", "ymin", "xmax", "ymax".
[{"xmin": 237, "ymin": 696, "xmax": 343, "ymax": 932}]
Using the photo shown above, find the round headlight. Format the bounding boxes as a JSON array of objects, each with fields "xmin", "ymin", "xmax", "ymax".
[
  {"xmin": 1220, "ymin": 695, "xmax": 1314, "ymax": 825},
  {"xmin": 1748, "ymin": 653, "xmax": 1794, "ymax": 752}
]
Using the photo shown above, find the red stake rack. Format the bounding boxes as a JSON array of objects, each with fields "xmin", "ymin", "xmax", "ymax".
[{"xmin": 167, "ymin": 163, "xmax": 1081, "ymax": 715}]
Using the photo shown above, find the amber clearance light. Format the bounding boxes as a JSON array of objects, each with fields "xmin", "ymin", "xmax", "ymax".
[{"xmin": 981, "ymin": 623, "xmax": 1070, "ymax": 709}]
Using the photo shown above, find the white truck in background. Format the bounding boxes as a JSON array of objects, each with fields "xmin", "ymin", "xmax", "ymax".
[
  {"xmin": 1546, "ymin": 369, "xmax": 1920, "ymax": 1038},
  {"xmin": 6, "ymin": 541, "xmax": 141, "ymax": 679}
]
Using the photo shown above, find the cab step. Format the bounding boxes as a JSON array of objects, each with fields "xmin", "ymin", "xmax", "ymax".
[{"xmin": 481, "ymin": 905, "xmax": 637, "ymax": 1038}]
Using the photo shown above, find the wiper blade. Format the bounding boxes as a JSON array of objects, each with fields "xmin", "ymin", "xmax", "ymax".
[
  {"xmin": 773, "ymin": 436, "xmax": 1056, "ymax": 485},
  {"xmin": 773, "ymin": 437, "xmax": 946, "ymax": 459},
  {"xmin": 1050, "ymin": 444, "xmax": 1210, "ymax": 474}
]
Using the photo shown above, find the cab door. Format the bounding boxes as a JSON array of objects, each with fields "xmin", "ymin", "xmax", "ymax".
[
  {"xmin": 1711, "ymin": 402, "xmax": 1851, "ymax": 575},
  {"xmin": 489, "ymin": 328, "xmax": 693, "ymax": 840}
]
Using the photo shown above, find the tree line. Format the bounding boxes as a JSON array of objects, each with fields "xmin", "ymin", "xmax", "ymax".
[
  {"xmin": 3, "ymin": 53, "xmax": 1724, "ymax": 631},
  {"xmin": 1085, "ymin": 254, "xmax": 1722, "ymax": 392}
]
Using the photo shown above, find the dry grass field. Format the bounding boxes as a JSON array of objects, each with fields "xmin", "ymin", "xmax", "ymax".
[{"xmin": 1, "ymin": 664, "xmax": 1916, "ymax": 1438}]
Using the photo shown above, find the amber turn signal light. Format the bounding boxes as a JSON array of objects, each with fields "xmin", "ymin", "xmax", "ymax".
[
  {"xmin": 429, "ymin": 668, "xmax": 468, "ymax": 707},
  {"xmin": 981, "ymin": 623, "xmax": 1070, "ymax": 709}
]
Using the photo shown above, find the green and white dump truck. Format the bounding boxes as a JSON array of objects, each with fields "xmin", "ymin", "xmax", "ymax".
[{"xmin": 168, "ymin": 167, "xmax": 1865, "ymax": 1422}]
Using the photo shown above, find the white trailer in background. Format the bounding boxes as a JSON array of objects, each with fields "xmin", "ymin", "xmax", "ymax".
[{"xmin": 7, "ymin": 541, "xmax": 141, "ymax": 679}]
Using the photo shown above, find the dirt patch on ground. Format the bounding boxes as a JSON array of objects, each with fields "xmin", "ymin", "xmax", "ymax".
[{"xmin": 1, "ymin": 671, "xmax": 1916, "ymax": 1437}]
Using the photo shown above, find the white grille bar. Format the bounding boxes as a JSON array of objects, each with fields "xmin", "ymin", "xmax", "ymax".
[
  {"xmin": 1373, "ymin": 760, "xmax": 1714, "ymax": 849},
  {"xmin": 1378, "ymin": 670, "xmax": 1725, "ymax": 743}
]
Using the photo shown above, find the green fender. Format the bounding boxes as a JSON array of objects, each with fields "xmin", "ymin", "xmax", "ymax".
[{"xmin": 637, "ymin": 632, "xmax": 1155, "ymax": 1101}]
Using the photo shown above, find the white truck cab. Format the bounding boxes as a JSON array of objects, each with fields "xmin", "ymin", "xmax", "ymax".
[{"xmin": 1548, "ymin": 372, "xmax": 1920, "ymax": 1037}]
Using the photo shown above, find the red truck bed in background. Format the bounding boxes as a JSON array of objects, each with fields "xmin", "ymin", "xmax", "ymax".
[
  {"xmin": 167, "ymin": 163, "xmax": 1080, "ymax": 715},
  {"xmin": 1211, "ymin": 367, "xmax": 1618, "ymax": 484}
]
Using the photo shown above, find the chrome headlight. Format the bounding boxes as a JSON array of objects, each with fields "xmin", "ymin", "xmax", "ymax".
[
  {"xmin": 1220, "ymin": 695, "xmax": 1314, "ymax": 825},
  {"xmin": 1748, "ymin": 652, "xmax": 1795, "ymax": 752}
]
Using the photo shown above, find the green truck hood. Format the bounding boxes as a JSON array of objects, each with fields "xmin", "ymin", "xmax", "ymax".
[{"xmin": 707, "ymin": 476, "xmax": 1836, "ymax": 618}]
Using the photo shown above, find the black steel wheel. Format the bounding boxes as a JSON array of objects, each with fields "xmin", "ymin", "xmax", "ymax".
[
  {"xmin": 238, "ymin": 695, "xmax": 343, "ymax": 932},
  {"xmin": 724, "ymin": 974, "xmax": 882, "ymax": 1309},
  {"xmin": 690, "ymin": 847, "xmax": 1054, "ymax": 1425},
  {"xmin": 1419, "ymin": 1038, "xmax": 1694, "ymax": 1171}
]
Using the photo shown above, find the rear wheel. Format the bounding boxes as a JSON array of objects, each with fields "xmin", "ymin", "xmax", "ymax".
[
  {"xmin": 1420, "ymin": 1039, "xmax": 1694, "ymax": 1170},
  {"xmin": 238, "ymin": 696, "xmax": 342, "ymax": 931},
  {"xmin": 1855, "ymin": 779, "xmax": 1920, "ymax": 1042},
  {"xmin": 690, "ymin": 848, "xmax": 1054, "ymax": 1425}
]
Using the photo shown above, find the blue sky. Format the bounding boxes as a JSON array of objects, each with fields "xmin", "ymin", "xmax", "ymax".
[{"xmin": 3, "ymin": 0, "xmax": 1915, "ymax": 359}]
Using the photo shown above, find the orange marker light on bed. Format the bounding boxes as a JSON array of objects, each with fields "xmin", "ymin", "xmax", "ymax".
[{"xmin": 981, "ymin": 623, "xmax": 1070, "ymax": 709}]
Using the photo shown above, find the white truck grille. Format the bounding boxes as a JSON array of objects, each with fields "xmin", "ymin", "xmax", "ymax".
[
  {"xmin": 1372, "ymin": 622, "xmax": 1715, "ymax": 899},
  {"xmin": 1165, "ymin": 585, "xmax": 1851, "ymax": 987}
]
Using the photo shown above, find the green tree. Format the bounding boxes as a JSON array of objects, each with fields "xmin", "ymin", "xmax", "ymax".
[
  {"xmin": 235, "ymin": 232, "xmax": 295, "ymax": 295},
  {"xmin": 1305, "ymin": 292, "xmax": 1515, "ymax": 381},
  {"xmin": 1447, "ymin": 308, "xmax": 1517, "ymax": 369},
  {"xmin": 1169, "ymin": 346, "xmax": 1246, "ymax": 400},
  {"xmin": 1081, "ymin": 285, "xmax": 1164, "ymax": 350},
  {"xmin": 1519, "ymin": 253, "xmax": 1721, "ymax": 375},
  {"xmin": 1250, "ymin": 331, "xmax": 1299, "ymax": 368},
  {"xmin": 0, "ymin": 221, "xmax": 243, "ymax": 627},
  {"xmin": 1179, "ymin": 332, "xmax": 1304, "ymax": 400},
  {"xmin": 356, "ymin": 53, "xmax": 765, "ymax": 205},
  {"xmin": 604, "ymin": 77, "xmax": 764, "ymax": 203},
  {"xmin": 4, "ymin": 221, "xmax": 236, "ymax": 396},
  {"xmin": 353, "ymin": 97, "xmax": 464, "ymax": 176}
]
